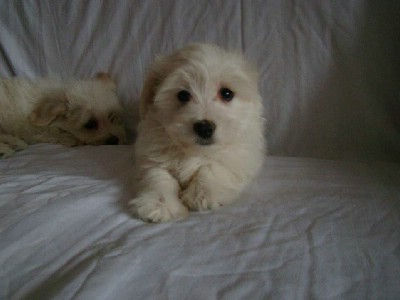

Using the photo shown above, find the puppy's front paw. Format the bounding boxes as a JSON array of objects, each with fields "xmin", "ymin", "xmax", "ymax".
[
  {"xmin": 180, "ymin": 182, "xmax": 222, "ymax": 211},
  {"xmin": 128, "ymin": 193, "xmax": 188, "ymax": 223},
  {"xmin": 10, "ymin": 139, "xmax": 28, "ymax": 151},
  {"xmin": 58, "ymin": 135, "xmax": 83, "ymax": 147},
  {"xmin": 0, "ymin": 135, "xmax": 28, "ymax": 158},
  {"xmin": 0, "ymin": 144, "xmax": 15, "ymax": 159},
  {"xmin": 0, "ymin": 135, "xmax": 28, "ymax": 151}
]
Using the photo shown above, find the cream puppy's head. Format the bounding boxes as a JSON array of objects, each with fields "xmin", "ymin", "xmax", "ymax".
[
  {"xmin": 29, "ymin": 73, "xmax": 127, "ymax": 145},
  {"xmin": 140, "ymin": 43, "xmax": 262, "ymax": 150}
]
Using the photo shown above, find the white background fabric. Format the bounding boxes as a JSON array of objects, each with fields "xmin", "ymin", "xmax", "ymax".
[
  {"xmin": 0, "ymin": 1, "xmax": 399, "ymax": 299},
  {"xmin": 0, "ymin": 0, "xmax": 398, "ymax": 161}
]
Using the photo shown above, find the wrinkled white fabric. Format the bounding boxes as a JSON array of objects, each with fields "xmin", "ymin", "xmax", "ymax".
[
  {"xmin": 1, "ymin": 1, "xmax": 399, "ymax": 299},
  {"xmin": 0, "ymin": 0, "xmax": 398, "ymax": 161},
  {"xmin": 1, "ymin": 145, "xmax": 399, "ymax": 299}
]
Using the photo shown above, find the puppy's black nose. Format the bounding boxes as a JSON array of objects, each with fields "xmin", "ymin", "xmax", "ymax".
[
  {"xmin": 193, "ymin": 120, "xmax": 216, "ymax": 139},
  {"xmin": 105, "ymin": 136, "xmax": 119, "ymax": 145}
]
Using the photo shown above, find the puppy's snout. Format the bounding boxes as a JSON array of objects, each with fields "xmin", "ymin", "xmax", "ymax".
[
  {"xmin": 193, "ymin": 120, "xmax": 216, "ymax": 139},
  {"xmin": 105, "ymin": 135, "xmax": 119, "ymax": 145}
]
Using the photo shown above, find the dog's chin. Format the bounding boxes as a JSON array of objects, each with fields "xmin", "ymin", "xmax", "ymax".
[
  {"xmin": 172, "ymin": 136, "xmax": 215, "ymax": 149},
  {"xmin": 195, "ymin": 137, "xmax": 214, "ymax": 146}
]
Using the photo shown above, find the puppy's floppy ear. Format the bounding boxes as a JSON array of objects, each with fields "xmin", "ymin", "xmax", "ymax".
[
  {"xmin": 140, "ymin": 54, "xmax": 179, "ymax": 119},
  {"xmin": 140, "ymin": 52, "xmax": 186, "ymax": 119},
  {"xmin": 95, "ymin": 72, "xmax": 117, "ymax": 91},
  {"xmin": 29, "ymin": 93, "xmax": 69, "ymax": 126},
  {"xmin": 140, "ymin": 68, "xmax": 162, "ymax": 120}
]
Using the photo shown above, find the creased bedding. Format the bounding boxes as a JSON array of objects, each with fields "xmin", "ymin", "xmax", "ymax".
[
  {"xmin": 1, "ymin": 145, "xmax": 399, "ymax": 299},
  {"xmin": 1, "ymin": 0, "xmax": 400, "ymax": 299}
]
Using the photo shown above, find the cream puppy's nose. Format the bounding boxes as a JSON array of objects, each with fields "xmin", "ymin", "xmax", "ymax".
[{"xmin": 193, "ymin": 120, "xmax": 216, "ymax": 139}]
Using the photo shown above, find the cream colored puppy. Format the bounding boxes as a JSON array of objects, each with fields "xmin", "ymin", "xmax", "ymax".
[
  {"xmin": 128, "ymin": 44, "xmax": 266, "ymax": 222},
  {"xmin": 0, "ymin": 73, "xmax": 127, "ymax": 158}
]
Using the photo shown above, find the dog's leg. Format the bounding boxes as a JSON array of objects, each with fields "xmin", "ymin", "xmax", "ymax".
[
  {"xmin": 31, "ymin": 130, "xmax": 83, "ymax": 146},
  {"xmin": 128, "ymin": 168, "xmax": 188, "ymax": 222},
  {"xmin": 0, "ymin": 143, "xmax": 15, "ymax": 158},
  {"xmin": 0, "ymin": 135, "xmax": 28, "ymax": 158},
  {"xmin": 181, "ymin": 163, "xmax": 243, "ymax": 211}
]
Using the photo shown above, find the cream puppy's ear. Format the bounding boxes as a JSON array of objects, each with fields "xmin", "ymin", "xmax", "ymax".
[
  {"xmin": 96, "ymin": 72, "xmax": 117, "ymax": 91},
  {"xmin": 140, "ymin": 54, "xmax": 177, "ymax": 120},
  {"xmin": 29, "ymin": 93, "xmax": 69, "ymax": 126},
  {"xmin": 140, "ymin": 68, "xmax": 161, "ymax": 120}
]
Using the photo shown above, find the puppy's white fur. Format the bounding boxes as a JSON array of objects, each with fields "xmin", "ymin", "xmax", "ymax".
[
  {"xmin": 0, "ymin": 74, "xmax": 127, "ymax": 158},
  {"xmin": 128, "ymin": 44, "xmax": 266, "ymax": 222}
]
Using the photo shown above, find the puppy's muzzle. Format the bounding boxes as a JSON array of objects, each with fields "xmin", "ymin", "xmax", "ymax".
[{"xmin": 193, "ymin": 120, "xmax": 216, "ymax": 145}]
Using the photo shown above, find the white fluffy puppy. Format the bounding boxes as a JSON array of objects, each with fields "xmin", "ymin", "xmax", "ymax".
[
  {"xmin": 128, "ymin": 44, "xmax": 266, "ymax": 222},
  {"xmin": 0, "ymin": 73, "xmax": 127, "ymax": 158}
]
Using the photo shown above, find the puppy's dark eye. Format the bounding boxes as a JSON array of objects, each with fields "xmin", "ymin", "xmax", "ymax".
[
  {"xmin": 177, "ymin": 90, "xmax": 191, "ymax": 103},
  {"xmin": 219, "ymin": 88, "xmax": 234, "ymax": 102},
  {"xmin": 84, "ymin": 118, "xmax": 98, "ymax": 130}
]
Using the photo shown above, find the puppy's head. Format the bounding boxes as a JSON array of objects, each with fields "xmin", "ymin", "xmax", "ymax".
[
  {"xmin": 141, "ymin": 43, "xmax": 263, "ymax": 149},
  {"xmin": 29, "ymin": 73, "xmax": 127, "ymax": 145}
]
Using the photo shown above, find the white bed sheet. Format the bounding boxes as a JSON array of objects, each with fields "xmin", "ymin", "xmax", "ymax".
[
  {"xmin": 1, "ymin": 145, "xmax": 399, "ymax": 299},
  {"xmin": 1, "ymin": 1, "xmax": 400, "ymax": 299}
]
